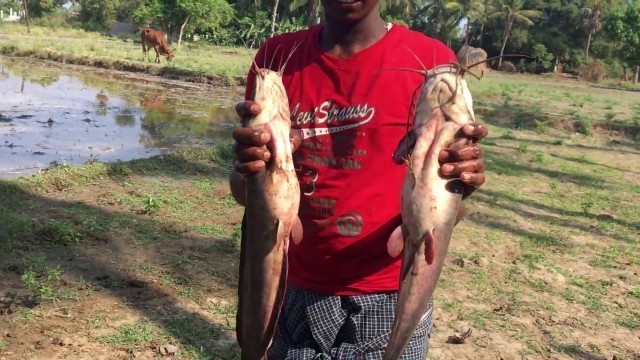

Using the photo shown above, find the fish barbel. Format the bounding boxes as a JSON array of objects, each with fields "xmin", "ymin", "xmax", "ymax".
[
  {"xmin": 383, "ymin": 63, "xmax": 477, "ymax": 359},
  {"xmin": 236, "ymin": 49, "xmax": 303, "ymax": 359}
]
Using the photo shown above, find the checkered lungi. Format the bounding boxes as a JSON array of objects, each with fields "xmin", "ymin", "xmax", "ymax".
[
  {"xmin": 239, "ymin": 214, "xmax": 433, "ymax": 359},
  {"xmin": 266, "ymin": 283, "xmax": 433, "ymax": 359}
]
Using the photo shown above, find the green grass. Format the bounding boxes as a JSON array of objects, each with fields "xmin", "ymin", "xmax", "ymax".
[
  {"xmin": 0, "ymin": 23, "xmax": 255, "ymax": 84},
  {"xmin": 468, "ymin": 71, "xmax": 640, "ymax": 128},
  {"xmin": 98, "ymin": 322, "xmax": 159, "ymax": 346},
  {"xmin": 0, "ymin": 49, "xmax": 639, "ymax": 359}
]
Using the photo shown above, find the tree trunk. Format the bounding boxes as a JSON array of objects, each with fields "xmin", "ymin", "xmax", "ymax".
[
  {"xmin": 478, "ymin": 22, "xmax": 484, "ymax": 48},
  {"xmin": 634, "ymin": 65, "xmax": 640, "ymax": 84},
  {"xmin": 178, "ymin": 16, "xmax": 189, "ymax": 50},
  {"xmin": 269, "ymin": 0, "xmax": 279, "ymax": 38},
  {"xmin": 22, "ymin": 0, "xmax": 30, "ymax": 33},
  {"xmin": 464, "ymin": 22, "xmax": 474, "ymax": 46},
  {"xmin": 498, "ymin": 15, "xmax": 513, "ymax": 70},
  {"xmin": 307, "ymin": 0, "xmax": 321, "ymax": 27},
  {"xmin": 622, "ymin": 66, "xmax": 628, "ymax": 81},
  {"xmin": 585, "ymin": 31, "xmax": 592, "ymax": 60}
]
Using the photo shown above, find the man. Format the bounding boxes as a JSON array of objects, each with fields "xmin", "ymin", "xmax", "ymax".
[{"xmin": 229, "ymin": 0, "xmax": 488, "ymax": 358}]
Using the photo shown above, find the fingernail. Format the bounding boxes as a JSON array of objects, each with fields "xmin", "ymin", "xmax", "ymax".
[
  {"xmin": 263, "ymin": 151, "xmax": 271, "ymax": 161},
  {"xmin": 462, "ymin": 173, "xmax": 471, "ymax": 181},
  {"xmin": 464, "ymin": 125, "xmax": 474, "ymax": 133},
  {"xmin": 442, "ymin": 164, "xmax": 454, "ymax": 173},
  {"xmin": 260, "ymin": 132, "xmax": 269, "ymax": 142},
  {"xmin": 251, "ymin": 104, "xmax": 260, "ymax": 112}
]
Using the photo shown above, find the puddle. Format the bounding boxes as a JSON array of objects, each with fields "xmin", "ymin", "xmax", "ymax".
[{"xmin": 0, "ymin": 58, "xmax": 242, "ymax": 178}]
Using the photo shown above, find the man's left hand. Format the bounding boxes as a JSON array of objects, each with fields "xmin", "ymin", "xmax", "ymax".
[{"xmin": 438, "ymin": 122, "xmax": 488, "ymax": 199}]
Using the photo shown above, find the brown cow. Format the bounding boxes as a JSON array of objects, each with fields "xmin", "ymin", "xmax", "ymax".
[{"xmin": 141, "ymin": 27, "xmax": 175, "ymax": 64}]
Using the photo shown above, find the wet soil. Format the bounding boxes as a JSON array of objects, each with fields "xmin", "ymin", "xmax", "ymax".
[{"xmin": 0, "ymin": 57, "xmax": 244, "ymax": 178}]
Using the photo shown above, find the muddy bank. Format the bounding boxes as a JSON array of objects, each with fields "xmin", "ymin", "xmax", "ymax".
[
  {"xmin": 0, "ymin": 57, "xmax": 242, "ymax": 178},
  {"xmin": 1, "ymin": 45, "xmax": 247, "ymax": 87}
]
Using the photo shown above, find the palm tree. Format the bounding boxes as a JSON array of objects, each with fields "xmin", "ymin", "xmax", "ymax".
[
  {"xmin": 269, "ymin": 0, "xmax": 279, "ymax": 38},
  {"xmin": 22, "ymin": 0, "xmax": 30, "ymax": 33},
  {"xmin": 380, "ymin": 0, "xmax": 422, "ymax": 18},
  {"xmin": 490, "ymin": 0, "xmax": 541, "ymax": 69},
  {"xmin": 413, "ymin": 0, "xmax": 462, "ymax": 47},
  {"xmin": 442, "ymin": 0, "xmax": 485, "ymax": 46},
  {"xmin": 476, "ymin": 0, "xmax": 495, "ymax": 48},
  {"xmin": 582, "ymin": 0, "xmax": 605, "ymax": 60},
  {"xmin": 288, "ymin": 0, "xmax": 322, "ymax": 26}
]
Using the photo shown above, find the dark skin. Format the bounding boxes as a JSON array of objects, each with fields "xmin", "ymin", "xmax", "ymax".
[{"xmin": 229, "ymin": 0, "xmax": 488, "ymax": 223}]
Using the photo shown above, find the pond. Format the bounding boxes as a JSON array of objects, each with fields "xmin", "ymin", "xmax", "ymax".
[{"xmin": 0, "ymin": 57, "xmax": 242, "ymax": 178}]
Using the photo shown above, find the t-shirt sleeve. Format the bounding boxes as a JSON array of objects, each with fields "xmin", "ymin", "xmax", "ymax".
[{"xmin": 430, "ymin": 39, "xmax": 458, "ymax": 67}]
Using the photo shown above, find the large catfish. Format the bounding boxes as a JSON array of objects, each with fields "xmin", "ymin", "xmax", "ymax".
[
  {"xmin": 383, "ymin": 62, "xmax": 477, "ymax": 359},
  {"xmin": 236, "ymin": 48, "xmax": 303, "ymax": 359}
]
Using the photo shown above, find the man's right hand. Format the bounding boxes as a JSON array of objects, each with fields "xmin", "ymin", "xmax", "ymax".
[
  {"xmin": 233, "ymin": 101, "xmax": 271, "ymax": 175},
  {"xmin": 232, "ymin": 100, "xmax": 303, "ymax": 176}
]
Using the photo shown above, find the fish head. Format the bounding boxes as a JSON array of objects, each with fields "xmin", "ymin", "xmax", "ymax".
[
  {"xmin": 247, "ymin": 68, "xmax": 290, "ymax": 128},
  {"xmin": 421, "ymin": 64, "xmax": 476, "ymax": 127},
  {"xmin": 392, "ymin": 64, "xmax": 477, "ymax": 164}
]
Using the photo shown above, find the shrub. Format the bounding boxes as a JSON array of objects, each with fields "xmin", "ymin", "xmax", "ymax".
[{"xmin": 579, "ymin": 60, "xmax": 607, "ymax": 83}]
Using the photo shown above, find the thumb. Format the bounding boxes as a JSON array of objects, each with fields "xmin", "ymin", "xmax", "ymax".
[{"xmin": 290, "ymin": 129, "xmax": 303, "ymax": 152}]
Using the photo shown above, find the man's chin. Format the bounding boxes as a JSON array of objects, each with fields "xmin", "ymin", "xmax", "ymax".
[{"xmin": 322, "ymin": 0, "xmax": 375, "ymax": 22}]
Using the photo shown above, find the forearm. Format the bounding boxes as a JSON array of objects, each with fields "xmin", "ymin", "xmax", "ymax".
[{"xmin": 229, "ymin": 170, "xmax": 248, "ymax": 207}]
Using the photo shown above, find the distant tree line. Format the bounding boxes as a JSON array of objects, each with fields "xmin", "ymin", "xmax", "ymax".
[{"xmin": 5, "ymin": 0, "xmax": 640, "ymax": 82}]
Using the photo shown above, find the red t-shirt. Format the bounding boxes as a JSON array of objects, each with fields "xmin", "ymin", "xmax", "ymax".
[{"xmin": 244, "ymin": 23, "xmax": 457, "ymax": 296}]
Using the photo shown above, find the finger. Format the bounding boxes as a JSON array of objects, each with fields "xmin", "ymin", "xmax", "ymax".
[
  {"xmin": 232, "ymin": 126, "xmax": 271, "ymax": 146},
  {"xmin": 443, "ymin": 137, "xmax": 472, "ymax": 152},
  {"xmin": 439, "ymin": 143, "xmax": 483, "ymax": 163},
  {"xmin": 461, "ymin": 172, "xmax": 486, "ymax": 187},
  {"xmin": 441, "ymin": 159, "xmax": 485, "ymax": 177},
  {"xmin": 461, "ymin": 123, "xmax": 489, "ymax": 140},
  {"xmin": 236, "ymin": 145, "xmax": 271, "ymax": 163},
  {"xmin": 234, "ymin": 159, "xmax": 266, "ymax": 175},
  {"xmin": 235, "ymin": 101, "xmax": 261, "ymax": 119},
  {"xmin": 290, "ymin": 129, "xmax": 303, "ymax": 152}
]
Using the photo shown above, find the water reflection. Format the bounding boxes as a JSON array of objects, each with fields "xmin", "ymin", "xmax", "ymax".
[
  {"xmin": 0, "ymin": 67, "xmax": 8, "ymax": 81},
  {"xmin": 0, "ymin": 58, "xmax": 241, "ymax": 178}
]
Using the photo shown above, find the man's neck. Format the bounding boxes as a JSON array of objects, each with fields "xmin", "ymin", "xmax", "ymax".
[{"xmin": 320, "ymin": 13, "xmax": 389, "ymax": 59}]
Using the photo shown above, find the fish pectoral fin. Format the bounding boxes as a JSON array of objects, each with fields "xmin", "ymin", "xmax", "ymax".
[
  {"xmin": 387, "ymin": 225, "xmax": 404, "ymax": 257},
  {"xmin": 424, "ymin": 229, "xmax": 435, "ymax": 265},
  {"xmin": 291, "ymin": 216, "xmax": 303, "ymax": 245},
  {"xmin": 392, "ymin": 131, "xmax": 417, "ymax": 165},
  {"xmin": 387, "ymin": 224, "xmax": 409, "ymax": 257},
  {"xmin": 444, "ymin": 178, "xmax": 465, "ymax": 195}
]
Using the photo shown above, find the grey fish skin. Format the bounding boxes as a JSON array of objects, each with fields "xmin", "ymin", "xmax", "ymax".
[
  {"xmin": 237, "ymin": 68, "xmax": 302, "ymax": 360},
  {"xmin": 383, "ymin": 64, "xmax": 477, "ymax": 360}
]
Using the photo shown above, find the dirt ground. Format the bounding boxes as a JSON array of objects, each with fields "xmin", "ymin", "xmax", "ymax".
[{"xmin": 1, "ymin": 61, "xmax": 639, "ymax": 360}]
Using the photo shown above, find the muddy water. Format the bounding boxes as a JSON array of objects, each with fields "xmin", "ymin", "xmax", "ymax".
[{"xmin": 0, "ymin": 58, "xmax": 242, "ymax": 178}]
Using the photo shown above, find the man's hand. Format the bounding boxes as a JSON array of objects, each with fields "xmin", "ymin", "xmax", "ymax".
[
  {"xmin": 438, "ymin": 122, "xmax": 488, "ymax": 199},
  {"xmin": 232, "ymin": 100, "xmax": 303, "ymax": 176}
]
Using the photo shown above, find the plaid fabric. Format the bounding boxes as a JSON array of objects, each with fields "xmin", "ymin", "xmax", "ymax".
[{"xmin": 267, "ymin": 283, "xmax": 433, "ymax": 360}]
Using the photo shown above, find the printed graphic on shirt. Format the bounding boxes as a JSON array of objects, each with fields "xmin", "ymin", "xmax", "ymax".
[
  {"xmin": 336, "ymin": 211, "xmax": 363, "ymax": 237},
  {"xmin": 292, "ymin": 99, "xmax": 374, "ymax": 225},
  {"xmin": 291, "ymin": 100, "xmax": 375, "ymax": 137},
  {"xmin": 292, "ymin": 99, "xmax": 372, "ymax": 171}
]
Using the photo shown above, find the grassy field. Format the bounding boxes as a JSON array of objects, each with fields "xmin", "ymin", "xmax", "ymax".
[
  {"xmin": 1, "ymin": 114, "xmax": 638, "ymax": 359},
  {"xmin": 0, "ymin": 25, "xmax": 640, "ymax": 360},
  {"xmin": 0, "ymin": 23, "xmax": 256, "ymax": 85},
  {"xmin": 467, "ymin": 71, "xmax": 640, "ymax": 137}
]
